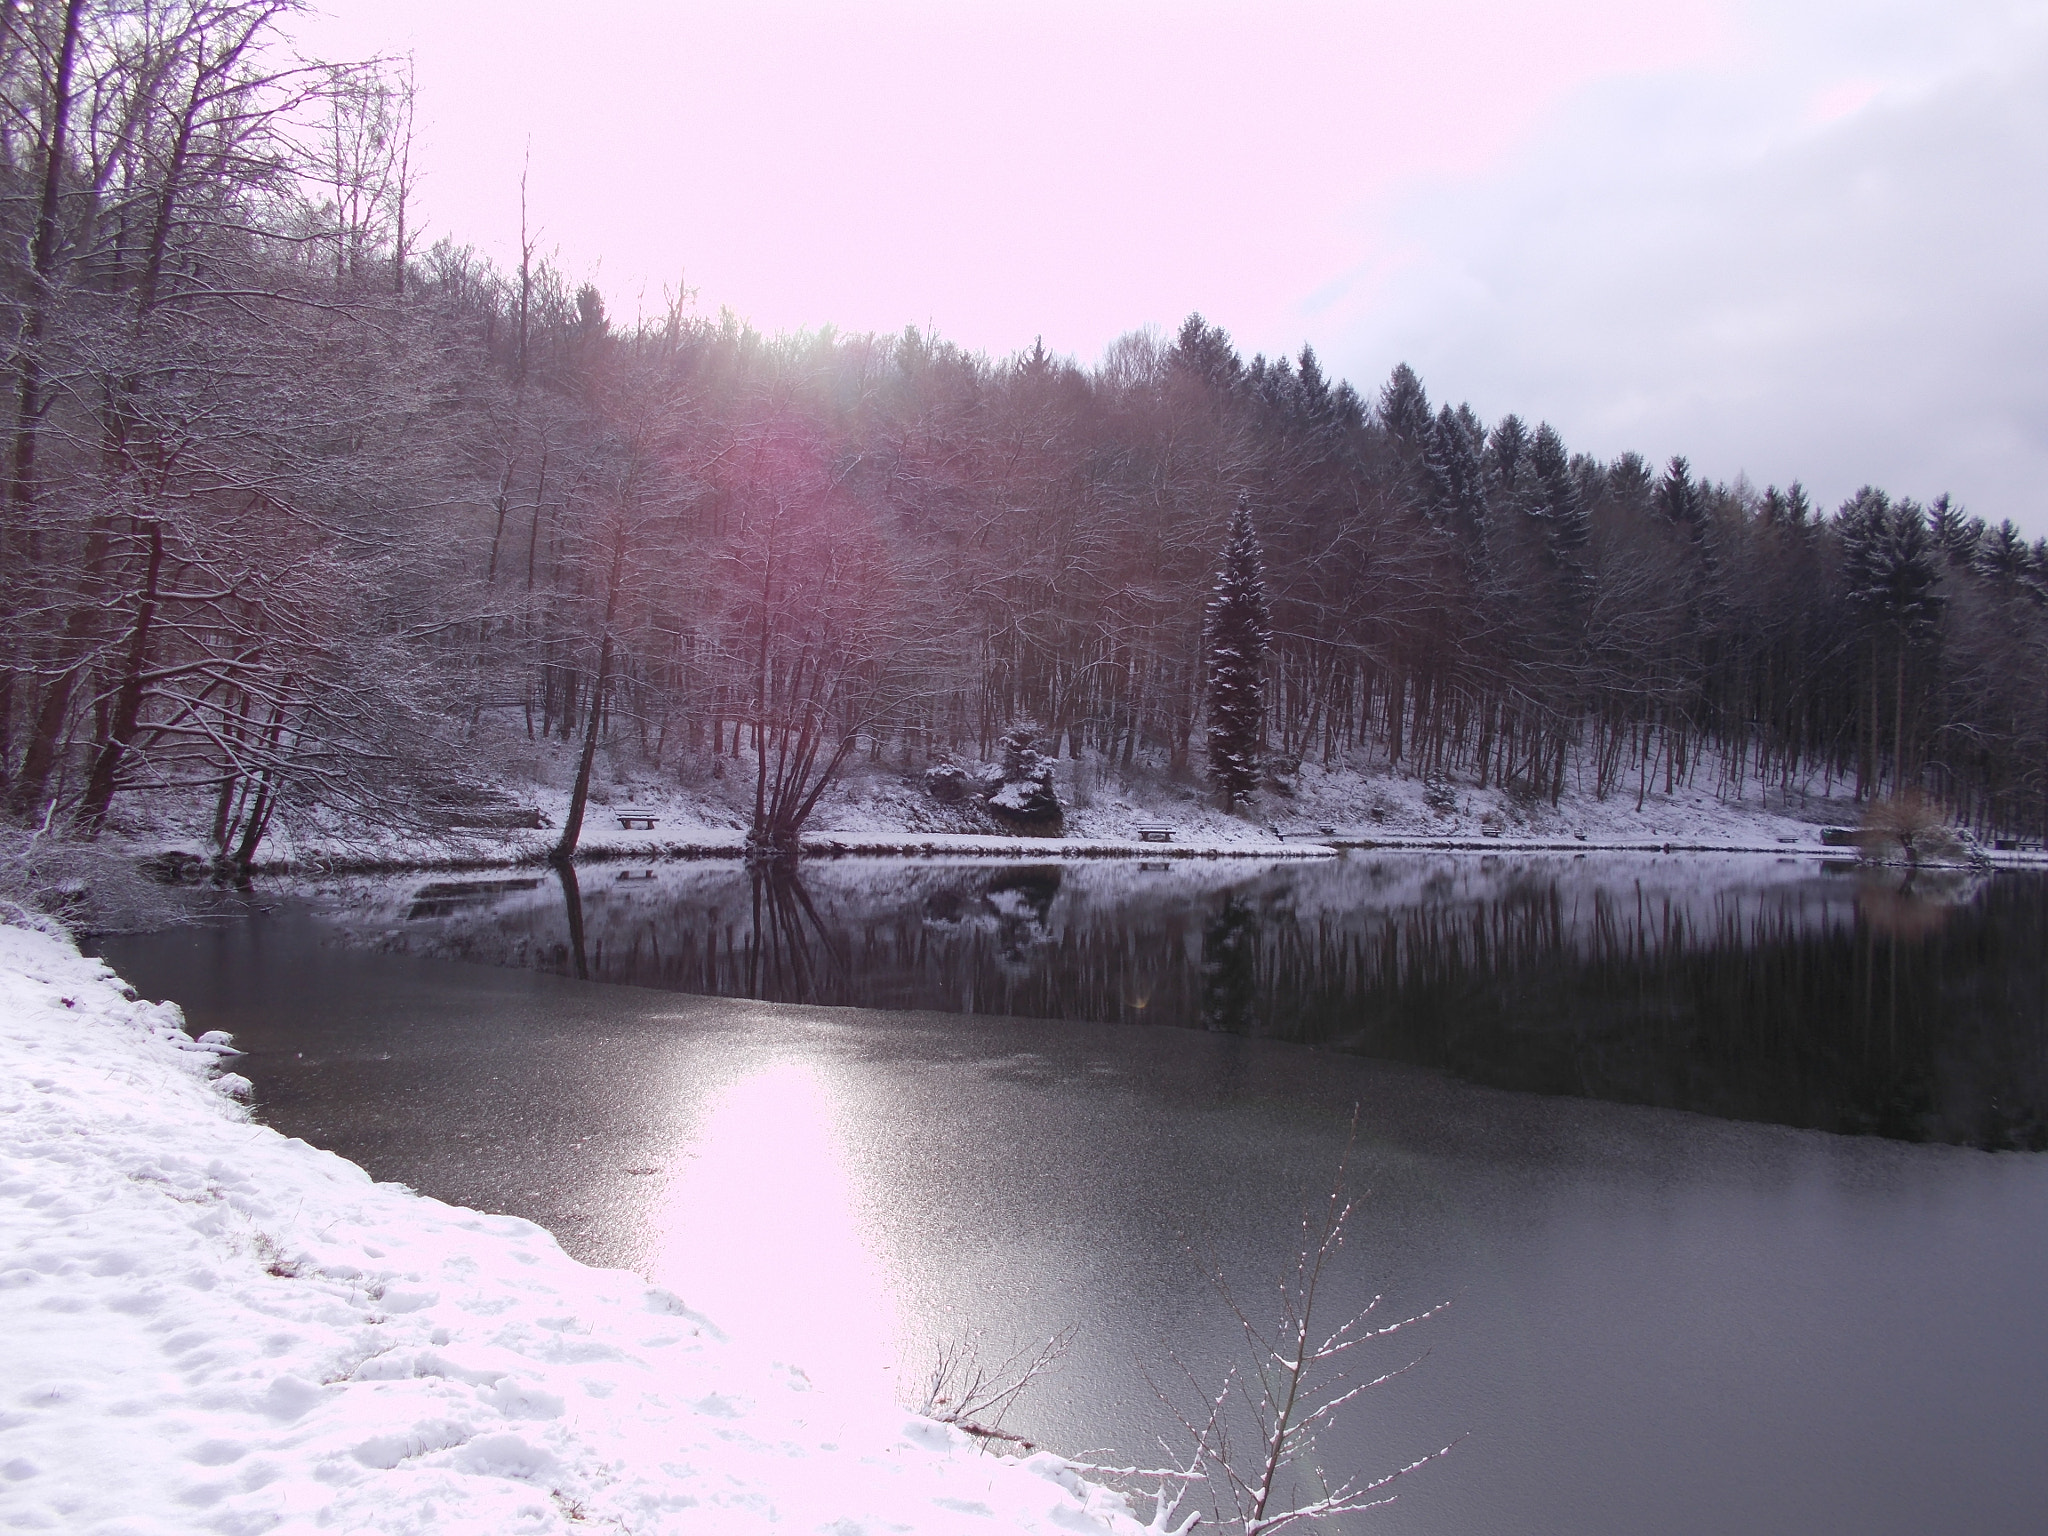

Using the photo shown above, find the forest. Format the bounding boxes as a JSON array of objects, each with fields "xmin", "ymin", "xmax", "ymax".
[{"xmin": 6, "ymin": 1, "xmax": 2047, "ymax": 867}]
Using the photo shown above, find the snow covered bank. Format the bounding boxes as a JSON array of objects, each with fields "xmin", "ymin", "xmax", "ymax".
[
  {"xmin": 0, "ymin": 920, "xmax": 1147, "ymax": 1535},
  {"xmin": 105, "ymin": 716, "xmax": 2048, "ymax": 875}
]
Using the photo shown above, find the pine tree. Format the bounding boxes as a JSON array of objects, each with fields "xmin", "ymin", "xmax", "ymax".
[
  {"xmin": 1929, "ymin": 493, "xmax": 1981, "ymax": 568},
  {"xmin": 1977, "ymin": 519, "xmax": 2031, "ymax": 585},
  {"xmin": 1204, "ymin": 496, "xmax": 1272, "ymax": 810},
  {"xmin": 1170, "ymin": 312, "xmax": 1243, "ymax": 394},
  {"xmin": 1486, "ymin": 414, "xmax": 1532, "ymax": 516},
  {"xmin": 1530, "ymin": 422, "xmax": 1591, "ymax": 596},
  {"xmin": 1839, "ymin": 491, "xmax": 1945, "ymax": 791},
  {"xmin": 2024, "ymin": 538, "xmax": 2048, "ymax": 606},
  {"xmin": 1424, "ymin": 403, "xmax": 1490, "ymax": 576},
  {"xmin": 1871, "ymin": 501, "xmax": 1944, "ymax": 643},
  {"xmin": 1378, "ymin": 363, "xmax": 1432, "ymax": 448},
  {"xmin": 1295, "ymin": 346, "xmax": 1334, "ymax": 422}
]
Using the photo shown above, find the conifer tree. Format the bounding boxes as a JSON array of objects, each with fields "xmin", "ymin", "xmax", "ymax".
[
  {"xmin": 1530, "ymin": 422, "xmax": 1591, "ymax": 587},
  {"xmin": 1428, "ymin": 404, "xmax": 1493, "ymax": 577},
  {"xmin": 1486, "ymin": 414, "xmax": 1532, "ymax": 516},
  {"xmin": 1929, "ymin": 493, "xmax": 1981, "ymax": 568},
  {"xmin": 1977, "ymin": 519, "xmax": 2031, "ymax": 584},
  {"xmin": 1378, "ymin": 363, "xmax": 1432, "ymax": 448},
  {"xmin": 1204, "ymin": 496, "xmax": 1272, "ymax": 810}
]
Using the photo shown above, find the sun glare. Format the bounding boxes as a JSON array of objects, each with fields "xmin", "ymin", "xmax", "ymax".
[{"xmin": 653, "ymin": 1058, "xmax": 902, "ymax": 1394}]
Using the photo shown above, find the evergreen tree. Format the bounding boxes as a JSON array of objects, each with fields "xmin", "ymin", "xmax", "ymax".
[
  {"xmin": 1248, "ymin": 352, "xmax": 1296, "ymax": 417},
  {"xmin": 1170, "ymin": 312, "xmax": 1243, "ymax": 393},
  {"xmin": 1836, "ymin": 487, "xmax": 1895, "ymax": 609},
  {"xmin": 1658, "ymin": 455, "xmax": 1702, "ymax": 531},
  {"xmin": 1530, "ymin": 422, "xmax": 1591, "ymax": 590},
  {"xmin": 1204, "ymin": 496, "xmax": 1272, "ymax": 810},
  {"xmin": 1929, "ymin": 493, "xmax": 1981, "ymax": 568},
  {"xmin": 1840, "ymin": 491, "xmax": 1945, "ymax": 790},
  {"xmin": 1424, "ymin": 403, "xmax": 1489, "ymax": 575},
  {"xmin": 1330, "ymin": 380, "xmax": 1368, "ymax": 431},
  {"xmin": 1659, "ymin": 454, "xmax": 1721, "ymax": 582},
  {"xmin": 1609, "ymin": 452, "xmax": 1655, "ymax": 511},
  {"xmin": 1977, "ymin": 519, "xmax": 2032, "ymax": 585},
  {"xmin": 1296, "ymin": 346, "xmax": 1334, "ymax": 421},
  {"xmin": 1486, "ymin": 414, "xmax": 1532, "ymax": 516},
  {"xmin": 1868, "ymin": 501, "xmax": 1944, "ymax": 644},
  {"xmin": 1378, "ymin": 363, "xmax": 1432, "ymax": 448},
  {"xmin": 2027, "ymin": 539, "xmax": 2048, "ymax": 605}
]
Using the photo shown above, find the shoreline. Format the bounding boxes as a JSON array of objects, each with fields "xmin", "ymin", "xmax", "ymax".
[{"xmin": 150, "ymin": 828, "xmax": 2048, "ymax": 881}]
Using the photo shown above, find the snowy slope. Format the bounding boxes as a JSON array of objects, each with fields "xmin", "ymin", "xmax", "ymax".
[
  {"xmin": 109, "ymin": 714, "xmax": 1919, "ymax": 876},
  {"xmin": 0, "ymin": 919, "xmax": 1149, "ymax": 1536}
]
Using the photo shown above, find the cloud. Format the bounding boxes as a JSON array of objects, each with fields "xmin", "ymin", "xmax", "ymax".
[{"xmin": 1323, "ymin": 1, "xmax": 2048, "ymax": 530}]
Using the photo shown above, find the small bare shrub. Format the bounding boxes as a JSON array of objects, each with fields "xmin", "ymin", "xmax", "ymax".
[
  {"xmin": 1, "ymin": 806, "xmax": 188, "ymax": 934},
  {"xmin": 916, "ymin": 1327, "xmax": 1074, "ymax": 1453},
  {"xmin": 1858, "ymin": 791, "xmax": 1976, "ymax": 867},
  {"xmin": 1138, "ymin": 1117, "xmax": 1458, "ymax": 1534}
]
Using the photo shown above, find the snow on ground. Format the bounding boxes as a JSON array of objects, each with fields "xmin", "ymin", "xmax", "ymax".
[
  {"xmin": 102, "ymin": 717, "xmax": 2047, "ymax": 873},
  {"xmin": 0, "ymin": 918, "xmax": 1150, "ymax": 1536}
]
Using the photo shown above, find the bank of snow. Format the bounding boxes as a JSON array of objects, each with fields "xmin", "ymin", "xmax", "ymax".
[{"xmin": 0, "ymin": 918, "xmax": 1147, "ymax": 1535}]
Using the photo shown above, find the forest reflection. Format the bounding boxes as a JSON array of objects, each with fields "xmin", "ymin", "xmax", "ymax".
[{"xmin": 340, "ymin": 854, "xmax": 2048, "ymax": 1149}]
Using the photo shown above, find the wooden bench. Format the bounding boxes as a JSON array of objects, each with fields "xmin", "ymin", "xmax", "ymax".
[
  {"xmin": 614, "ymin": 806, "xmax": 658, "ymax": 830},
  {"xmin": 1134, "ymin": 823, "xmax": 1174, "ymax": 843}
]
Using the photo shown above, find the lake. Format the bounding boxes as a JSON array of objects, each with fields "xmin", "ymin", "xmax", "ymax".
[{"xmin": 97, "ymin": 851, "xmax": 2048, "ymax": 1535}]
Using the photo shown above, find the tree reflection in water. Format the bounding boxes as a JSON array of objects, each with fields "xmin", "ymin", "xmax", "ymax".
[
  {"xmin": 343, "ymin": 856, "xmax": 2048, "ymax": 1148},
  {"xmin": 1201, "ymin": 894, "xmax": 1261, "ymax": 1034},
  {"xmin": 555, "ymin": 861, "xmax": 589, "ymax": 981},
  {"xmin": 744, "ymin": 859, "xmax": 845, "ymax": 1003}
]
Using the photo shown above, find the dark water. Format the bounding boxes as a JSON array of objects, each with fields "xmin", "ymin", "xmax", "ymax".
[
  {"xmin": 300, "ymin": 851, "xmax": 2043, "ymax": 1148},
  {"xmin": 96, "ymin": 852, "xmax": 2048, "ymax": 1536}
]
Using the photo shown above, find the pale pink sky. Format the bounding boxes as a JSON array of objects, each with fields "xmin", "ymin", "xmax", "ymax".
[
  {"xmin": 297, "ymin": 0, "xmax": 1728, "ymax": 349},
  {"xmin": 297, "ymin": 0, "xmax": 2048, "ymax": 530}
]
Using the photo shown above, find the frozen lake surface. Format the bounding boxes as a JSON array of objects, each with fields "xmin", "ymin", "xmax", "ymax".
[{"xmin": 99, "ymin": 852, "xmax": 2048, "ymax": 1536}]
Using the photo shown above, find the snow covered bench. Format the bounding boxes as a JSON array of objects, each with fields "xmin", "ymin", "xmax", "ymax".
[
  {"xmin": 613, "ymin": 806, "xmax": 658, "ymax": 830},
  {"xmin": 1134, "ymin": 823, "xmax": 1174, "ymax": 843}
]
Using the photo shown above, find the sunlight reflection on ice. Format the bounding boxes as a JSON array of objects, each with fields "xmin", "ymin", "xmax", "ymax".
[{"xmin": 652, "ymin": 1058, "xmax": 901, "ymax": 1394}]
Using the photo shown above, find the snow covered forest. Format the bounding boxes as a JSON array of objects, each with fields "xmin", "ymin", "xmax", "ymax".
[{"xmin": 6, "ymin": 1, "xmax": 2048, "ymax": 864}]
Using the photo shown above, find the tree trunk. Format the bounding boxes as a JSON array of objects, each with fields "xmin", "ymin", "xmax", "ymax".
[
  {"xmin": 552, "ymin": 520, "xmax": 627, "ymax": 864},
  {"xmin": 553, "ymin": 628, "xmax": 613, "ymax": 864},
  {"xmin": 8, "ymin": 512, "xmax": 111, "ymax": 815},
  {"xmin": 8, "ymin": 0, "xmax": 85, "ymax": 520},
  {"xmin": 76, "ymin": 518, "xmax": 165, "ymax": 830}
]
